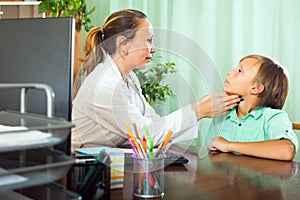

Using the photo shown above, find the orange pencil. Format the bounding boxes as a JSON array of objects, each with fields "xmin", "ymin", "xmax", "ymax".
[
  {"xmin": 161, "ymin": 130, "xmax": 173, "ymax": 150},
  {"xmin": 131, "ymin": 133, "xmax": 144, "ymax": 158},
  {"xmin": 126, "ymin": 132, "xmax": 132, "ymax": 140}
]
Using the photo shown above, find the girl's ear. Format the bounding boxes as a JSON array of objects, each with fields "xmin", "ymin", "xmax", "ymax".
[{"xmin": 250, "ymin": 82, "xmax": 264, "ymax": 95}]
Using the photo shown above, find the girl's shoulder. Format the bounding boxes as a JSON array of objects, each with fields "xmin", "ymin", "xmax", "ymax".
[{"xmin": 261, "ymin": 107, "xmax": 288, "ymax": 119}]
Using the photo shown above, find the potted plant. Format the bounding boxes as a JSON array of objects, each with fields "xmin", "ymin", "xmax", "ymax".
[
  {"xmin": 134, "ymin": 55, "xmax": 177, "ymax": 105},
  {"xmin": 38, "ymin": 0, "xmax": 95, "ymax": 32}
]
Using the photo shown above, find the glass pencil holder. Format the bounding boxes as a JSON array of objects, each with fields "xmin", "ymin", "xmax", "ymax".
[{"xmin": 132, "ymin": 156, "xmax": 164, "ymax": 198}]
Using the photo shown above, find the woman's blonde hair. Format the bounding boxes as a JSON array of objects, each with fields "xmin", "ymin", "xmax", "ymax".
[{"xmin": 72, "ymin": 9, "xmax": 147, "ymax": 99}]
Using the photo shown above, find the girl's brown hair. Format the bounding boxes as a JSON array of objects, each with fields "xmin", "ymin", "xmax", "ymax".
[{"xmin": 240, "ymin": 55, "xmax": 289, "ymax": 109}]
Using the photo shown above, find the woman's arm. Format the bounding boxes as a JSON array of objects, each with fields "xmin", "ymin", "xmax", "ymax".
[{"xmin": 209, "ymin": 136, "xmax": 296, "ymax": 161}]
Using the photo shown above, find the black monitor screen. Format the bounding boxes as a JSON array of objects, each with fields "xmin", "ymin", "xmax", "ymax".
[{"xmin": 0, "ymin": 17, "xmax": 74, "ymax": 153}]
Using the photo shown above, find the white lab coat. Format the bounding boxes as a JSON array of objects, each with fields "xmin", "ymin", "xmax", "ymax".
[{"xmin": 71, "ymin": 55, "xmax": 198, "ymax": 151}]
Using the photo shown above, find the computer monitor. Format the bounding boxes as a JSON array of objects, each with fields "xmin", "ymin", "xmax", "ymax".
[{"xmin": 0, "ymin": 17, "xmax": 75, "ymax": 154}]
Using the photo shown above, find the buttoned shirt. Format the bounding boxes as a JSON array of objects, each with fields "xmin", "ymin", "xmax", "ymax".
[{"xmin": 206, "ymin": 107, "xmax": 298, "ymax": 152}]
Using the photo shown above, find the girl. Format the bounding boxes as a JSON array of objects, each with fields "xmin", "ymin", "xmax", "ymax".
[{"xmin": 207, "ymin": 55, "xmax": 298, "ymax": 161}]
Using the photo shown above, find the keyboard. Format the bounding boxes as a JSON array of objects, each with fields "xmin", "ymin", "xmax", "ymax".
[{"xmin": 125, "ymin": 153, "xmax": 189, "ymax": 165}]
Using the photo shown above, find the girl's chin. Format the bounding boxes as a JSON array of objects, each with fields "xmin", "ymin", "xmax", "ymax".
[
  {"xmin": 224, "ymin": 90, "xmax": 240, "ymax": 96},
  {"xmin": 223, "ymin": 87, "xmax": 242, "ymax": 96},
  {"xmin": 223, "ymin": 88, "xmax": 231, "ymax": 95}
]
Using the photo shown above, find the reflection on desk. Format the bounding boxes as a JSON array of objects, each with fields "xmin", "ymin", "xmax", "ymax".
[{"xmin": 111, "ymin": 146, "xmax": 300, "ymax": 200}]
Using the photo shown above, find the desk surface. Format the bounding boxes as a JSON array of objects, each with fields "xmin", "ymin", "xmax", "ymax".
[{"xmin": 111, "ymin": 146, "xmax": 300, "ymax": 200}]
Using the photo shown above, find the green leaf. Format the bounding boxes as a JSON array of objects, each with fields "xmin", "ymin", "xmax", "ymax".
[
  {"xmin": 86, "ymin": 6, "xmax": 96, "ymax": 16},
  {"xmin": 38, "ymin": 1, "xmax": 51, "ymax": 13},
  {"xmin": 135, "ymin": 56, "xmax": 177, "ymax": 105},
  {"xmin": 38, "ymin": 0, "xmax": 95, "ymax": 31},
  {"xmin": 66, "ymin": 1, "xmax": 75, "ymax": 11},
  {"xmin": 61, "ymin": 9, "xmax": 71, "ymax": 16},
  {"xmin": 49, "ymin": 11, "xmax": 58, "ymax": 17}
]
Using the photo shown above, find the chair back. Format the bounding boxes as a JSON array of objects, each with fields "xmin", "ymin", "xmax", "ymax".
[{"xmin": 293, "ymin": 123, "xmax": 300, "ymax": 131}]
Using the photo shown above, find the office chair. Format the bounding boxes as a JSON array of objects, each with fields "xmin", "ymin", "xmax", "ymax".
[{"xmin": 0, "ymin": 83, "xmax": 55, "ymax": 118}]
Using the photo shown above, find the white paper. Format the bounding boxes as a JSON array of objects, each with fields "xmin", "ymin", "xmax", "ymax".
[
  {"xmin": 75, "ymin": 146, "xmax": 131, "ymax": 155},
  {"xmin": 0, "ymin": 125, "xmax": 52, "ymax": 147}
]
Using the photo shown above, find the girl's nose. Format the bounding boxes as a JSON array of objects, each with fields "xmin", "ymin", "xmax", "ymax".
[
  {"xmin": 227, "ymin": 71, "xmax": 231, "ymax": 77},
  {"xmin": 227, "ymin": 69, "xmax": 234, "ymax": 77}
]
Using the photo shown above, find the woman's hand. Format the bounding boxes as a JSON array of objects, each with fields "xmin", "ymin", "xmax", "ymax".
[{"xmin": 192, "ymin": 93, "xmax": 240, "ymax": 120}]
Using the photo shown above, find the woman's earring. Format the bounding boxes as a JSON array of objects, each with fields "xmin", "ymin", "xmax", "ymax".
[{"xmin": 122, "ymin": 48, "xmax": 128, "ymax": 56}]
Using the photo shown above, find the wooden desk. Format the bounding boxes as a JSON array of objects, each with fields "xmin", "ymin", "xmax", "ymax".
[{"xmin": 111, "ymin": 146, "xmax": 300, "ymax": 200}]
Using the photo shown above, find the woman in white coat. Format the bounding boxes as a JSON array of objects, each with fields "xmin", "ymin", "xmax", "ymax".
[{"xmin": 71, "ymin": 9, "xmax": 240, "ymax": 151}]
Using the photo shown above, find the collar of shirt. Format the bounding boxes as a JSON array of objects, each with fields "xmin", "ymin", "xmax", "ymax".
[
  {"xmin": 226, "ymin": 106, "xmax": 267, "ymax": 122},
  {"xmin": 106, "ymin": 54, "xmax": 137, "ymax": 89},
  {"xmin": 106, "ymin": 54, "xmax": 123, "ymax": 82}
]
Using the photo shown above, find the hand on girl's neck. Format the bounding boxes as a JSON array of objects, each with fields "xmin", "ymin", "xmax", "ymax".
[
  {"xmin": 236, "ymin": 98, "xmax": 259, "ymax": 119},
  {"xmin": 237, "ymin": 100, "xmax": 253, "ymax": 119}
]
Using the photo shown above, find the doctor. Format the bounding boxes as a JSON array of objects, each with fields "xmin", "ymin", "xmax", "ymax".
[{"xmin": 71, "ymin": 9, "xmax": 241, "ymax": 151}]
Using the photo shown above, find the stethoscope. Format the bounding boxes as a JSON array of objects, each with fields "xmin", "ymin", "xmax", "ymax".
[{"xmin": 127, "ymin": 74, "xmax": 146, "ymax": 116}]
